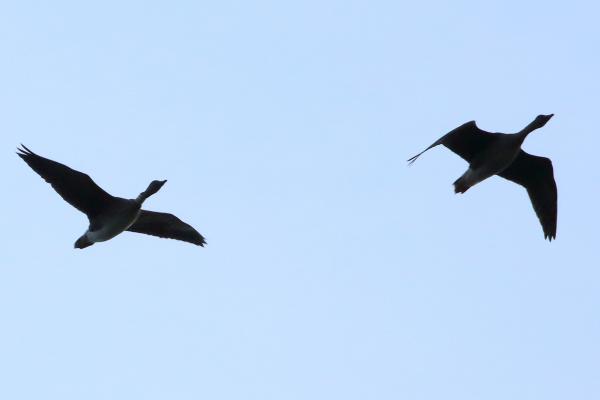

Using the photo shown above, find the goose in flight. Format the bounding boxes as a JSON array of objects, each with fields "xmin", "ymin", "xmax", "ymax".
[
  {"xmin": 17, "ymin": 145, "xmax": 206, "ymax": 248},
  {"xmin": 407, "ymin": 114, "xmax": 557, "ymax": 241}
]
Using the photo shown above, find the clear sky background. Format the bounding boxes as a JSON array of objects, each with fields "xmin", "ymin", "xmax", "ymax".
[{"xmin": 1, "ymin": 1, "xmax": 599, "ymax": 399}]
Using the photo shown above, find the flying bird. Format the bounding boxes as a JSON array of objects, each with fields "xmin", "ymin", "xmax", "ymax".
[
  {"xmin": 407, "ymin": 114, "xmax": 557, "ymax": 241},
  {"xmin": 17, "ymin": 145, "xmax": 206, "ymax": 248}
]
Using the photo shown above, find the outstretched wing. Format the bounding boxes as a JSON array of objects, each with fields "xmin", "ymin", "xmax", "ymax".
[
  {"xmin": 498, "ymin": 150, "xmax": 557, "ymax": 240},
  {"xmin": 408, "ymin": 121, "xmax": 499, "ymax": 164},
  {"xmin": 17, "ymin": 145, "xmax": 115, "ymax": 218},
  {"xmin": 127, "ymin": 210, "xmax": 206, "ymax": 246}
]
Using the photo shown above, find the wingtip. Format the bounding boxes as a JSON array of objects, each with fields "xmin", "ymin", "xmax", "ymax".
[
  {"xmin": 406, "ymin": 154, "xmax": 419, "ymax": 166},
  {"xmin": 16, "ymin": 144, "xmax": 34, "ymax": 156},
  {"xmin": 190, "ymin": 232, "xmax": 206, "ymax": 247}
]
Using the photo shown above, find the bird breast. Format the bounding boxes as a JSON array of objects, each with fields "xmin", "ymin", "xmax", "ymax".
[
  {"xmin": 473, "ymin": 137, "xmax": 522, "ymax": 176},
  {"xmin": 86, "ymin": 204, "xmax": 141, "ymax": 243}
]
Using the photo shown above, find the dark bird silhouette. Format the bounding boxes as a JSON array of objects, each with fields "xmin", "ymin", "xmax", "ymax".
[
  {"xmin": 17, "ymin": 145, "xmax": 206, "ymax": 248},
  {"xmin": 408, "ymin": 114, "xmax": 557, "ymax": 241}
]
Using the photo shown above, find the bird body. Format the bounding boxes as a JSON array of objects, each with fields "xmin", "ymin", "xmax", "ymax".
[
  {"xmin": 453, "ymin": 130, "xmax": 524, "ymax": 193},
  {"xmin": 408, "ymin": 114, "xmax": 557, "ymax": 240},
  {"xmin": 76, "ymin": 200, "xmax": 142, "ymax": 248},
  {"xmin": 18, "ymin": 145, "xmax": 206, "ymax": 249}
]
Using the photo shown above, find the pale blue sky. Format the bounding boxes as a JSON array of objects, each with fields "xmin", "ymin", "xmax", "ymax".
[{"xmin": 1, "ymin": 1, "xmax": 599, "ymax": 399}]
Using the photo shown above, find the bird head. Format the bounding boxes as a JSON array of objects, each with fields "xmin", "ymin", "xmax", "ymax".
[
  {"xmin": 532, "ymin": 114, "xmax": 554, "ymax": 130},
  {"xmin": 146, "ymin": 179, "xmax": 167, "ymax": 196}
]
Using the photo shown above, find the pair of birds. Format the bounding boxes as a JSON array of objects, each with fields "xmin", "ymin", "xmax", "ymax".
[{"xmin": 18, "ymin": 113, "xmax": 557, "ymax": 249}]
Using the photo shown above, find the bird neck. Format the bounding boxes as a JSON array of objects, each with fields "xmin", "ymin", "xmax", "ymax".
[
  {"xmin": 135, "ymin": 191, "xmax": 151, "ymax": 205},
  {"xmin": 518, "ymin": 118, "xmax": 545, "ymax": 139},
  {"xmin": 516, "ymin": 122, "xmax": 539, "ymax": 143}
]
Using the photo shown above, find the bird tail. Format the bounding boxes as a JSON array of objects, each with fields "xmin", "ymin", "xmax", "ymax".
[
  {"xmin": 74, "ymin": 235, "xmax": 94, "ymax": 249},
  {"xmin": 453, "ymin": 176, "xmax": 471, "ymax": 194}
]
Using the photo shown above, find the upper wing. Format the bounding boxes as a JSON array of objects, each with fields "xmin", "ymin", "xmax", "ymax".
[
  {"xmin": 127, "ymin": 210, "xmax": 206, "ymax": 246},
  {"xmin": 408, "ymin": 121, "xmax": 499, "ymax": 164},
  {"xmin": 17, "ymin": 145, "xmax": 115, "ymax": 218},
  {"xmin": 498, "ymin": 150, "xmax": 557, "ymax": 240}
]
